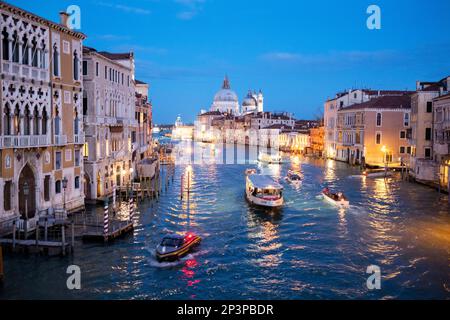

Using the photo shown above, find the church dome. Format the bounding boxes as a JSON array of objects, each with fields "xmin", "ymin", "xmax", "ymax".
[
  {"xmin": 242, "ymin": 96, "xmax": 257, "ymax": 106},
  {"xmin": 214, "ymin": 89, "xmax": 239, "ymax": 103}
]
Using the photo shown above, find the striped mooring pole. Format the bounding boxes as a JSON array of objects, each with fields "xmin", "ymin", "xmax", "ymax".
[
  {"xmin": 129, "ymin": 197, "xmax": 134, "ymax": 224},
  {"xmin": 103, "ymin": 204, "xmax": 109, "ymax": 240}
]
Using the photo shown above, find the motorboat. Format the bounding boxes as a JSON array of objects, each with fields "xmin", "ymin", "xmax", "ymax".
[
  {"xmin": 285, "ymin": 170, "xmax": 302, "ymax": 185},
  {"xmin": 245, "ymin": 173, "xmax": 284, "ymax": 208},
  {"xmin": 258, "ymin": 152, "xmax": 283, "ymax": 164},
  {"xmin": 152, "ymin": 126, "xmax": 161, "ymax": 134},
  {"xmin": 322, "ymin": 189, "xmax": 349, "ymax": 207},
  {"xmin": 362, "ymin": 169, "xmax": 393, "ymax": 178},
  {"xmin": 156, "ymin": 233, "xmax": 201, "ymax": 262}
]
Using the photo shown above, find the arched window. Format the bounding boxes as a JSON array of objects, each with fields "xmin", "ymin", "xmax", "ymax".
[
  {"xmin": 14, "ymin": 105, "xmax": 20, "ymax": 135},
  {"xmin": 12, "ymin": 32, "xmax": 19, "ymax": 63},
  {"xmin": 74, "ymin": 110, "xmax": 79, "ymax": 135},
  {"xmin": 3, "ymin": 103, "xmax": 11, "ymax": 135},
  {"xmin": 41, "ymin": 109, "xmax": 48, "ymax": 135},
  {"xmin": 53, "ymin": 44, "xmax": 59, "ymax": 76},
  {"xmin": 24, "ymin": 105, "xmax": 31, "ymax": 135},
  {"xmin": 73, "ymin": 50, "xmax": 79, "ymax": 80},
  {"xmin": 22, "ymin": 35, "xmax": 29, "ymax": 65},
  {"xmin": 31, "ymin": 38, "xmax": 38, "ymax": 67},
  {"xmin": 55, "ymin": 180, "xmax": 61, "ymax": 194},
  {"xmin": 33, "ymin": 106, "xmax": 39, "ymax": 135},
  {"xmin": 376, "ymin": 113, "xmax": 382, "ymax": 127},
  {"xmin": 40, "ymin": 40, "xmax": 46, "ymax": 69},
  {"xmin": 2, "ymin": 28, "xmax": 9, "ymax": 61},
  {"xmin": 54, "ymin": 109, "xmax": 60, "ymax": 135}
]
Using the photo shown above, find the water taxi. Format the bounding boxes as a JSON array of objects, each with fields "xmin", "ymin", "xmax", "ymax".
[
  {"xmin": 152, "ymin": 126, "xmax": 161, "ymax": 134},
  {"xmin": 362, "ymin": 169, "xmax": 393, "ymax": 178},
  {"xmin": 245, "ymin": 172, "xmax": 284, "ymax": 208},
  {"xmin": 285, "ymin": 170, "xmax": 302, "ymax": 185},
  {"xmin": 258, "ymin": 152, "xmax": 283, "ymax": 164},
  {"xmin": 322, "ymin": 188, "xmax": 349, "ymax": 207},
  {"xmin": 156, "ymin": 233, "xmax": 201, "ymax": 262}
]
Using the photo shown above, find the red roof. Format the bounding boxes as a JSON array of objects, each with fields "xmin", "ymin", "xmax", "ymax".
[{"xmin": 342, "ymin": 95, "xmax": 411, "ymax": 111}]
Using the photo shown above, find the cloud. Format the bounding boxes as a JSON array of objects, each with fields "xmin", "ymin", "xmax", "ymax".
[
  {"xmin": 260, "ymin": 50, "xmax": 400, "ymax": 66},
  {"xmin": 92, "ymin": 34, "xmax": 132, "ymax": 41},
  {"xmin": 114, "ymin": 44, "xmax": 168, "ymax": 55},
  {"xmin": 135, "ymin": 59, "xmax": 214, "ymax": 80},
  {"xmin": 97, "ymin": 2, "xmax": 151, "ymax": 15},
  {"xmin": 174, "ymin": 0, "xmax": 205, "ymax": 20}
]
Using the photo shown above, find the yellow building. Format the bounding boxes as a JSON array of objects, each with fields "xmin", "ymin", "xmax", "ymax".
[{"xmin": 0, "ymin": 2, "xmax": 86, "ymax": 228}]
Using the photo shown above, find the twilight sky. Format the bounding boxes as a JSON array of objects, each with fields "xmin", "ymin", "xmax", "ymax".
[{"xmin": 7, "ymin": 0, "xmax": 450, "ymax": 124}]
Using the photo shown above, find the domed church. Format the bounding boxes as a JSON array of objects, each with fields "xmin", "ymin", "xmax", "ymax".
[
  {"xmin": 242, "ymin": 89, "xmax": 264, "ymax": 114},
  {"xmin": 210, "ymin": 76, "xmax": 240, "ymax": 115}
]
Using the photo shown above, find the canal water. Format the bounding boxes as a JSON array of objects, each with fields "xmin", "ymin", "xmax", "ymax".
[{"xmin": 1, "ymin": 141, "xmax": 449, "ymax": 300}]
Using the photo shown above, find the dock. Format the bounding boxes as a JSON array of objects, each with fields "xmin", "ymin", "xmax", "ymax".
[
  {"xmin": 0, "ymin": 238, "xmax": 71, "ymax": 256},
  {"xmin": 82, "ymin": 221, "xmax": 134, "ymax": 243}
]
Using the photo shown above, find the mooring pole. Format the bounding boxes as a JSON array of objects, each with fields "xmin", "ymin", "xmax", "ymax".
[
  {"xmin": 35, "ymin": 221, "xmax": 39, "ymax": 248},
  {"xmin": 71, "ymin": 220, "xmax": 75, "ymax": 252},
  {"xmin": 12, "ymin": 220, "xmax": 16, "ymax": 249},
  {"xmin": 0, "ymin": 246, "xmax": 4, "ymax": 284},
  {"xmin": 44, "ymin": 217, "xmax": 48, "ymax": 241},
  {"xmin": 61, "ymin": 224, "xmax": 66, "ymax": 256}
]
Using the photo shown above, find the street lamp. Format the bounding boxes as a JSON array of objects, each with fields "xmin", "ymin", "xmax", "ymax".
[{"xmin": 62, "ymin": 177, "xmax": 68, "ymax": 212}]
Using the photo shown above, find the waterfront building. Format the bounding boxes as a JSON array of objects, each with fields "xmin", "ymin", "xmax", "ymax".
[
  {"xmin": 210, "ymin": 76, "xmax": 240, "ymax": 115},
  {"xmin": 324, "ymin": 89, "xmax": 413, "ymax": 160},
  {"xmin": 309, "ymin": 126, "xmax": 325, "ymax": 157},
  {"xmin": 279, "ymin": 128, "xmax": 310, "ymax": 153},
  {"xmin": 432, "ymin": 92, "xmax": 450, "ymax": 192},
  {"xmin": 408, "ymin": 77, "xmax": 449, "ymax": 184},
  {"xmin": 135, "ymin": 79, "xmax": 153, "ymax": 162},
  {"xmin": 0, "ymin": 2, "xmax": 86, "ymax": 226},
  {"xmin": 82, "ymin": 46, "xmax": 137, "ymax": 201},
  {"xmin": 336, "ymin": 95, "xmax": 411, "ymax": 167},
  {"xmin": 172, "ymin": 116, "xmax": 194, "ymax": 140}
]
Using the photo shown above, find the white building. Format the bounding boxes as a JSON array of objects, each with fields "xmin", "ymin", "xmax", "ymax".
[
  {"xmin": 82, "ymin": 47, "xmax": 137, "ymax": 201},
  {"xmin": 242, "ymin": 90, "xmax": 264, "ymax": 114}
]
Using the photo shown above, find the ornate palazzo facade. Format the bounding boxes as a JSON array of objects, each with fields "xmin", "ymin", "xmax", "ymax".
[{"xmin": 0, "ymin": 3, "xmax": 86, "ymax": 224}]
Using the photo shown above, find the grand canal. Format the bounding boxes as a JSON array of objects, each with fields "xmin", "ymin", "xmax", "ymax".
[{"xmin": 1, "ymin": 141, "xmax": 449, "ymax": 300}]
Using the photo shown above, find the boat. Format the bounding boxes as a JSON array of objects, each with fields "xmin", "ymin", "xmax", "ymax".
[
  {"xmin": 322, "ymin": 189, "xmax": 349, "ymax": 207},
  {"xmin": 156, "ymin": 233, "xmax": 202, "ymax": 262},
  {"xmin": 245, "ymin": 168, "xmax": 257, "ymax": 176},
  {"xmin": 362, "ymin": 169, "xmax": 393, "ymax": 178},
  {"xmin": 285, "ymin": 170, "xmax": 302, "ymax": 185},
  {"xmin": 152, "ymin": 126, "xmax": 161, "ymax": 134},
  {"xmin": 258, "ymin": 152, "xmax": 283, "ymax": 164},
  {"xmin": 245, "ymin": 172, "xmax": 284, "ymax": 208}
]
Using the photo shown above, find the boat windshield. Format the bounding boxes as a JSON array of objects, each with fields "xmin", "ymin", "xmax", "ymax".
[
  {"xmin": 161, "ymin": 238, "xmax": 183, "ymax": 247},
  {"xmin": 253, "ymin": 188, "xmax": 282, "ymax": 198}
]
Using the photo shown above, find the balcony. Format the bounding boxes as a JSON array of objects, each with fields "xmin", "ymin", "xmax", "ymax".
[
  {"xmin": 74, "ymin": 134, "xmax": 85, "ymax": 144},
  {"xmin": 54, "ymin": 135, "xmax": 67, "ymax": 146},
  {"xmin": 2, "ymin": 61, "xmax": 49, "ymax": 82},
  {"xmin": 1, "ymin": 135, "xmax": 50, "ymax": 148}
]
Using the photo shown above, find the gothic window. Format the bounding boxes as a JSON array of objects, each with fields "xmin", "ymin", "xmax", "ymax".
[
  {"xmin": 54, "ymin": 109, "xmax": 60, "ymax": 135},
  {"xmin": 42, "ymin": 108, "xmax": 48, "ymax": 135},
  {"xmin": 14, "ymin": 105, "xmax": 20, "ymax": 135},
  {"xmin": 73, "ymin": 50, "xmax": 79, "ymax": 80},
  {"xmin": 39, "ymin": 40, "xmax": 46, "ymax": 69},
  {"xmin": 12, "ymin": 32, "xmax": 19, "ymax": 63},
  {"xmin": 31, "ymin": 38, "xmax": 38, "ymax": 67},
  {"xmin": 53, "ymin": 44, "xmax": 59, "ymax": 76},
  {"xmin": 24, "ymin": 105, "xmax": 31, "ymax": 135},
  {"xmin": 33, "ymin": 106, "xmax": 39, "ymax": 135},
  {"xmin": 22, "ymin": 35, "xmax": 29, "ymax": 65},
  {"xmin": 3, "ymin": 103, "xmax": 11, "ymax": 135},
  {"xmin": 2, "ymin": 28, "xmax": 9, "ymax": 61},
  {"xmin": 44, "ymin": 176, "xmax": 50, "ymax": 201},
  {"xmin": 74, "ymin": 111, "xmax": 79, "ymax": 135}
]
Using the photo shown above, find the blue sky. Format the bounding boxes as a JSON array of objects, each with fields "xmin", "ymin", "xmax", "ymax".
[{"xmin": 7, "ymin": 0, "xmax": 450, "ymax": 124}]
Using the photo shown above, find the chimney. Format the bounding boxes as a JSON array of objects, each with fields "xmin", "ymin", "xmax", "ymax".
[
  {"xmin": 416, "ymin": 81, "xmax": 421, "ymax": 91},
  {"xmin": 59, "ymin": 11, "xmax": 69, "ymax": 28},
  {"xmin": 447, "ymin": 76, "xmax": 450, "ymax": 92}
]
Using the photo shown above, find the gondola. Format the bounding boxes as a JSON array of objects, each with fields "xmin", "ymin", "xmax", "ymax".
[{"xmin": 156, "ymin": 233, "xmax": 201, "ymax": 262}]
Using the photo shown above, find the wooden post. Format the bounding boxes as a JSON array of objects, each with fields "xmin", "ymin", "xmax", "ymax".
[
  {"xmin": 12, "ymin": 220, "xmax": 16, "ymax": 249},
  {"xmin": 0, "ymin": 246, "xmax": 4, "ymax": 284},
  {"xmin": 180, "ymin": 174, "xmax": 184, "ymax": 200},
  {"xmin": 44, "ymin": 217, "xmax": 48, "ymax": 241},
  {"xmin": 71, "ymin": 220, "xmax": 75, "ymax": 252},
  {"xmin": 61, "ymin": 224, "xmax": 66, "ymax": 256}
]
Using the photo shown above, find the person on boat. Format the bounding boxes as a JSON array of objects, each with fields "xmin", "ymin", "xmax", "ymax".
[
  {"xmin": 323, "ymin": 187, "xmax": 330, "ymax": 194},
  {"xmin": 337, "ymin": 192, "xmax": 344, "ymax": 201}
]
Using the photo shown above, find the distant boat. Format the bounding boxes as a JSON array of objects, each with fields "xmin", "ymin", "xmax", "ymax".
[
  {"xmin": 258, "ymin": 152, "xmax": 283, "ymax": 164},
  {"xmin": 245, "ymin": 170, "xmax": 284, "ymax": 208},
  {"xmin": 322, "ymin": 189, "xmax": 349, "ymax": 207},
  {"xmin": 362, "ymin": 169, "xmax": 393, "ymax": 178},
  {"xmin": 285, "ymin": 170, "xmax": 302, "ymax": 186}
]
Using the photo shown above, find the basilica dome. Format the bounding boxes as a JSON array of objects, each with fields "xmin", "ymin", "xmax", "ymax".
[{"xmin": 210, "ymin": 76, "xmax": 240, "ymax": 115}]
